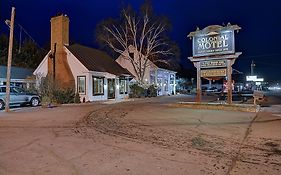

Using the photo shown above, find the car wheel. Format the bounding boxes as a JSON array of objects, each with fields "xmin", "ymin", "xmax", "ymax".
[
  {"xmin": 30, "ymin": 98, "xmax": 39, "ymax": 107},
  {"xmin": 0, "ymin": 100, "xmax": 5, "ymax": 110}
]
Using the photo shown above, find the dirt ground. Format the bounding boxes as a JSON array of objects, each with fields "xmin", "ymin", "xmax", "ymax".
[{"xmin": 0, "ymin": 95, "xmax": 280, "ymax": 175}]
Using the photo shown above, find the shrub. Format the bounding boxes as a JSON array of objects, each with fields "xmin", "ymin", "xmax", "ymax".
[
  {"xmin": 147, "ymin": 85, "xmax": 157, "ymax": 97},
  {"xmin": 53, "ymin": 88, "xmax": 75, "ymax": 104},
  {"xmin": 74, "ymin": 93, "xmax": 81, "ymax": 103},
  {"xmin": 129, "ymin": 84, "xmax": 145, "ymax": 98},
  {"xmin": 38, "ymin": 76, "xmax": 77, "ymax": 104}
]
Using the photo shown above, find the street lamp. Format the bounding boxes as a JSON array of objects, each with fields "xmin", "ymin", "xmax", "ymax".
[{"xmin": 5, "ymin": 19, "xmax": 40, "ymax": 54}]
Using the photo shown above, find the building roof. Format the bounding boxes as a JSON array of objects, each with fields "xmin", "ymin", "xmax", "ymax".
[
  {"xmin": 66, "ymin": 44, "xmax": 131, "ymax": 76},
  {"xmin": 0, "ymin": 65, "xmax": 34, "ymax": 79},
  {"xmin": 152, "ymin": 61, "xmax": 177, "ymax": 72}
]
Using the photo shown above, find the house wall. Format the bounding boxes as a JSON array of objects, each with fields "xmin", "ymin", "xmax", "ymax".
[
  {"xmin": 116, "ymin": 49, "xmax": 154, "ymax": 85},
  {"xmin": 35, "ymin": 48, "xmax": 129, "ymax": 102},
  {"xmin": 33, "ymin": 52, "xmax": 50, "ymax": 78},
  {"xmin": 65, "ymin": 48, "xmax": 89, "ymax": 101},
  {"xmin": 149, "ymin": 68, "xmax": 176, "ymax": 96}
]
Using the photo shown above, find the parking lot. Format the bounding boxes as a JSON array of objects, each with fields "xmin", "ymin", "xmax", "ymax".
[{"xmin": 0, "ymin": 95, "xmax": 280, "ymax": 175}]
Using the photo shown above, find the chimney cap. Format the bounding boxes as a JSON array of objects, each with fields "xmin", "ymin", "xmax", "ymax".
[{"xmin": 52, "ymin": 13, "xmax": 68, "ymax": 18}]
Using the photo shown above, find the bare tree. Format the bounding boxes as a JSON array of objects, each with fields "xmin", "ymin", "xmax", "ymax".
[{"xmin": 97, "ymin": 5, "xmax": 177, "ymax": 84}]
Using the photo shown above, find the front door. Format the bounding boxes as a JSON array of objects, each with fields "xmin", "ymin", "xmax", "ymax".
[{"xmin": 107, "ymin": 79, "xmax": 115, "ymax": 99}]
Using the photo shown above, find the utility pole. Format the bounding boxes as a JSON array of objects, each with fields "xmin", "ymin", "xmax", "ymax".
[
  {"xmin": 5, "ymin": 7, "xmax": 15, "ymax": 112},
  {"xmin": 251, "ymin": 60, "xmax": 255, "ymax": 76}
]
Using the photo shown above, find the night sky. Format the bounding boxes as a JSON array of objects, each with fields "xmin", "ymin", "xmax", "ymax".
[{"xmin": 1, "ymin": 0, "xmax": 281, "ymax": 82}]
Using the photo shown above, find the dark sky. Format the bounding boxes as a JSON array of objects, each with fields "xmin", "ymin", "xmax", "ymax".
[{"xmin": 1, "ymin": 0, "xmax": 281, "ymax": 81}]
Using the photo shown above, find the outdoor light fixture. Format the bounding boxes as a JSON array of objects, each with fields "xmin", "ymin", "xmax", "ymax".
[{"xmin": 5, "ymin": 20, "xmax": 11, "ymax": 27}]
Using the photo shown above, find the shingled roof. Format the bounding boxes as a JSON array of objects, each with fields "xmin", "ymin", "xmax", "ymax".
[
  {"xmin": 0, "ymin": 65, "xmax": 34, "ymax": 79},
  {"xmin": 66, "ymin": 44, "xmax": 131, "ymax": 76}
]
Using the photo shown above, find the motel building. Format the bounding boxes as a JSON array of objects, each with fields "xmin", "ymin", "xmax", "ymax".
[
  {"xmin": 116, "ymin": 45, "xmax": 177, "ymax": 96},
  {"xmin": 34, "ymin": 15, "xmax": 131, "ymax": 102}
]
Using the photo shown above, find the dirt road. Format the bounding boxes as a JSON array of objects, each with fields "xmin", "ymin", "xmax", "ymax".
[{"xmin": 0, "ymin": 95, "xmax": 280, "ymax": 175}]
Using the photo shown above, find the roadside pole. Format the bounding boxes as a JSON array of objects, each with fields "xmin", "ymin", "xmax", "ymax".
[{"xmin": 5, "ymin": 7, "xmax": 15, "ymax": 112}]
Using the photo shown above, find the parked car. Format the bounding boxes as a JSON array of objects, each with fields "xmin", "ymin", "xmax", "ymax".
[{"xmin": 0, "ymin": 86, "xmax": 40, "ymax": 110}]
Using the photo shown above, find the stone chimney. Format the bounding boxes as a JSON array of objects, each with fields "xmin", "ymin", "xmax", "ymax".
[{"xmin": 48, "ymin": 14, "xmax": 74, "ymax": 89}]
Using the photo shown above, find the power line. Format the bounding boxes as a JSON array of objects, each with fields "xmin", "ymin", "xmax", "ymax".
[{"xmin": 4, "ymin": 20, "xmax": 46, "ymax": 51}]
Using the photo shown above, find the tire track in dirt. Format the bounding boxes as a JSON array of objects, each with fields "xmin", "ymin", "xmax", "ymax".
[
  {"xmin": 38, "ymin": 144, "xmax": 80, "ymax": 175},
  {"xmin": 225, "ymin": 112, "xmax": 259, "ymax": 175},
  {"xmin": 0, "ymin": 138, "xmax": 40, "ymax": 156}
]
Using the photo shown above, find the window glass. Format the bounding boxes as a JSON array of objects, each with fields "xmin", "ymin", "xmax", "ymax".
[
  {"xmin": 170, "ymin": 74, "xmax": 175, "ymax": 84},
  {"xmin": 93, "ymin": 77, "xmax": 104, "ymax": 95},
  {"xmin": 77, "ymin": 76, "xmax": 86, "ymax": 94},
  {"xmin": 119, "ymin": 78, "xmax": 128, "ymax": 94},
  {"xmin": 0, "ymin": 87, "xmax": 6, "ymax": 93},
  {"xmin": 13, "ymin": 87, "xmax": 25, "ymax": 93}
]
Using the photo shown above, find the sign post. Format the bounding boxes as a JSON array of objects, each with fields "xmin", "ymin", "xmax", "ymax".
[
  {"xmin": 188, "ymin": 24, "xmax": 242, "ymax": 104},
  {"xmin": 196, "ymin": 62, "xmax": 201, "ymax": 102}
]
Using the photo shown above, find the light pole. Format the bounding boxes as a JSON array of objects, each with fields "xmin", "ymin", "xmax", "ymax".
[
  {"xmin": 5, "ymin": 19, "xmax": 42, "ymax": 54},
  {"xmin": 5, "ymin": 7, "xmax": 15, "ymax": 112}
]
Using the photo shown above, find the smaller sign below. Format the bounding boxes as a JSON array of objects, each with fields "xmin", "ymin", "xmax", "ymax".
[
  {"xmin": 201, "ymin": 60, "xmax": 227, "ymax": 68},
  {"xmin": 201, "ymin": 68, "xmax": 226, "ymax": 77}
]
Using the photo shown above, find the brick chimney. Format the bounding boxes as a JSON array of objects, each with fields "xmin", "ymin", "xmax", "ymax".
[{"xmin": 48, "ymin": 14, "xmax": 74, "ymax": 89}]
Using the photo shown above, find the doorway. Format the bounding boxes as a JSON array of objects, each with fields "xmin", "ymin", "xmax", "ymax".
[{"xmin": 107, "ymin": 79, "xmax": 115, "ymax": 99}]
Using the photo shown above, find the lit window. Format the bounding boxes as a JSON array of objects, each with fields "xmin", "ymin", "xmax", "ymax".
[
  {"xmin": 119, "ymin": 78, "xmax": 128, "ymax": 94},
  {"xmin": 93, "ymin": 77, "xmax": 104, "ymax": 95},
  {"xmin": 77, "ymin": 76, "xmax": 86, "ymax": 94}
]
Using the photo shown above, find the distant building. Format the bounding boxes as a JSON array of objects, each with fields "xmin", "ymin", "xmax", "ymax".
[
  {"xmin": 0, "ymin": 65, "xmax": 35, "ymax": 89},
  {"xmin": 116, "ymin": 45, "xmax": 177, "ymax": 96}
]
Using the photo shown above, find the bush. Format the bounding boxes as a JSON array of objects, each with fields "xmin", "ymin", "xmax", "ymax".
[
  {"xmin": 74, "ymin": 93, "xmax": 81, "ymax": 103},
  {"xmin": 53, "ymin": 88, "xmax": 75, "ymax": 104},
  {"xmin": 129, "ymin": 84, "xmax": 145, "ymax": 98},
  {"xmin": 38, "ymin": 76, "xmax": 78, "ymax": 104},
  {"xmin": 147, "ymin": 85, "xmax": 157, "ymax": 97}
]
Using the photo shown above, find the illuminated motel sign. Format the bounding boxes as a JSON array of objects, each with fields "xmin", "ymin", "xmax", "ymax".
[
  {"xmin": 188, "ymin": 24, "xmax": 242, "ymax": 104},
  {"xmin": 193, "ymin": 30, "xmax": 235, "ymax": 57}
]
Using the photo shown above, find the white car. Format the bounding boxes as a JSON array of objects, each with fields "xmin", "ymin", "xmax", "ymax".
[{"xmin": 0, "ymin": 86, "xmax": 40, "ymax": 110}]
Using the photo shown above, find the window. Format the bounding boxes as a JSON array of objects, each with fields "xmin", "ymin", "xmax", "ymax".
[
  {"xmin": 12, "ymin": 87, "xmax": 25, "ymax": 93},
  {"xmin": 129, "ymin": 52, "xmax": 134, "ymax": 59},
  {"xmin": 119, "ymin": 78, "xmax": 128, "ymax": 94},
  {"xmin": 77, "ymin": 76, "xmax": 86, "ymax": 94},
  {"xmin": 170, "ymin": 74, "xmax": 175, "ymax": 84},
  {"xmin": 93, "ymin": 76, "xmax": 104, "ymax": 95},
  {"xmin": 0, "ymin": 87, "xmax": 6, "ymax": 93}
]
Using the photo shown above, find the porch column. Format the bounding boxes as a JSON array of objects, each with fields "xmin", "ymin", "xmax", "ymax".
[
  {"xmin": 167, "ymin": 72, "xmax": 171, "ymax": 95},
  {"xmin": 115, "ymin": 78, "xmax": 119, "ymax": 100},
  {"xmin": 155, "ymin": 68, "xmax": 158, "ymax": 95},
  {"xmin": 173, "ymin": 73, "xmax": 176, "ymax": 95}
]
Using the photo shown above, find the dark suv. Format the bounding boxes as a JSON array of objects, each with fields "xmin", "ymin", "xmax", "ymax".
[{"xmin": 0, "ymin": 86, "xmax": 40, "ymax": 110}]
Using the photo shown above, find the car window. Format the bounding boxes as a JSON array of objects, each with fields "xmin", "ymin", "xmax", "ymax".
[
  {"xmin": 12, "ymin": 87, "xmax": 25, "ymax": 93},
  {"xmin": 0, "ymin": 87, "xmax": 6, "ymax": 93}
]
